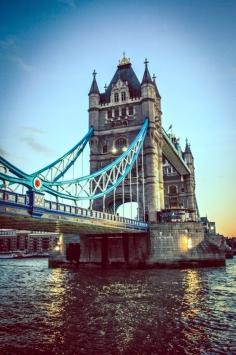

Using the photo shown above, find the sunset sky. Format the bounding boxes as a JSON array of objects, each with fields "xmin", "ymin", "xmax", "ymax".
[{"xmin": 0, "ymin": 0, "xmax": 235, "ymax": 236}]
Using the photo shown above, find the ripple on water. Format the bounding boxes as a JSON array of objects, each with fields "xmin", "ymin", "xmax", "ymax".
[{"xmin": 0, "ymin": 258, "xmax": 236, "ymax": 354}]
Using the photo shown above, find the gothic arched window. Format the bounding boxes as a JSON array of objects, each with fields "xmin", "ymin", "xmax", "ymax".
[
  {"xmin": 102, "ymin": 140, "xmax": 108, "ymax": 154},
  {"xmin": 121, "ymin": 107, "xmax": 126, "ymax": 117},
  {"xmin": 115, "ymin": 137, "xmax": 127, "ymax": 150},
  {"xmin": 114, "ymin": 92, "xmax": 119, "ymax": 102},
  {"xmin": 121, "ymin": 91, "xmax": 126, "ymax": 101},
  {"xmin": 128, "ymin": 106, "xmax": 134, "ymax": 115},
  {"xmin": 169, "ymin": 185, "xmax": 178, "ymax": 195}
]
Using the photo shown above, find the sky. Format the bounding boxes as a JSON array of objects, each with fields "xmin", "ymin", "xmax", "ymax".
[{"xmin": 0, "ymin": 0, "xmax": 235, "ymax": 236}]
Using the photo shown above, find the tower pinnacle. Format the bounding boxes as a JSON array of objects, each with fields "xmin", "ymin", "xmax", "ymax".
[
  {"xmin": 89, "ymin": 69, "xmax": 99, "ymax": 95},
  {"xmin": 141, "ymin": 58, "xmax": 152, "ymax": 84}
]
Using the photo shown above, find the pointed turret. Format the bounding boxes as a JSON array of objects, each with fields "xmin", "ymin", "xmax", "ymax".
[
  {"xmin": 141, "ymin": 59, "xmax": 152, "ymax": 84},
  {"xmin": 88, "ymin": 70, "xmax": 100, "ymax": 129},
  {"xmin": 184, "ymin": 138, "xmax": 194, "ymax": 173},
  {"xmin": 185, "ymin": 138, "xmax": 192, "ymax": 155},
  {"xmin": 152, "ymin": 74, "xmax": 161, "ymax": 99},
  {"xmin": 89, "ymin": 70, "xmax": 100, "ymax": 95}
]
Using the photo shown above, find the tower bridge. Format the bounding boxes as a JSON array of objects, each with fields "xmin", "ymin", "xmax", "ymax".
[{"xmin": 0, "ymin": 55, "xmax": 225, "ymax": 267}]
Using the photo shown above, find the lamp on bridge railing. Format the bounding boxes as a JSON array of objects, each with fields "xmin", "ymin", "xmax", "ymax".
[
  {"xmin": 122, "ymin": 146, "xmax": 127, "ymax": 152},
  {"xmin": 111, "ymin": 146, "xmax": 117, "ymax": 154}
]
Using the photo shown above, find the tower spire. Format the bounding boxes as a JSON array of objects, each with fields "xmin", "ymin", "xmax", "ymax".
[
  {"xmin": 141, "ymin": 58, "xmax": 152, "ymax": 84},
  {"xmin": 89, "ymin": 69, "xmax": 100, "ymax": 95},
  {"xmin": 152, "ymin": 73, "xmax": 161, "ymax": 99}
]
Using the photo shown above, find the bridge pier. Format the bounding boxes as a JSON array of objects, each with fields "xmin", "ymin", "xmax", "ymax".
[
  {"xmin": 48, "ymin": 234, "xmax": 80, "ymax": 268},
  {"xmin": 79, "ymin": 233, "xmax": 147, "ymax": 268},
  {"xmin": 48, "ymin": 224, "xmax": 225, "ymax": 269},
  {"xmin": 146, "ymin": 222, "xmax": 225, "ymax": 267}
]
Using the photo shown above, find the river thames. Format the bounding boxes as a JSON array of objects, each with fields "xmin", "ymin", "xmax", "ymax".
[{"xmin": 0, "ymin": 258, "xmax": 235, "ymax": 355}]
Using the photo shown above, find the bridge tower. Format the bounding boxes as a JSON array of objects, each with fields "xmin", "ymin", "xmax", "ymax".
[{"xmin": 88, "ymin": 55, "xmax": 164, "ymax": 222}]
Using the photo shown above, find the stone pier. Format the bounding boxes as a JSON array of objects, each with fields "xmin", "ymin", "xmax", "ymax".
[
  {"xmin": 147, "ymin": 222, "xmax": 225, "ymax": 267},
  {"xmin": 79, "ymin": 233, "xmax": 148, "ymax": 268},
  {"xmin": 49, "ymin": 223, "xmax": 225, "ymax": 268},
  {"xmin": 48, "ymin": 234, "xmax": 80, "ymax": 268}
]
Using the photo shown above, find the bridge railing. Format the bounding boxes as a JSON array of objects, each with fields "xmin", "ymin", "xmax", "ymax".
[{"xmin": 0, "ymin": 189, "xmax": 148, "ymax": 230}]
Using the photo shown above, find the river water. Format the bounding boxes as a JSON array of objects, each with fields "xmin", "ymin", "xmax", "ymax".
[{"xmin": 0, "ymin": 258, "xmax": 235, "ymax": 355}]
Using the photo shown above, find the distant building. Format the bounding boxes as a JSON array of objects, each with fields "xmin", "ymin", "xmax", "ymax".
[
  {"xmin": 200, "ymin": 217, "xmax": 216, "ymax": 235},
  {"xmin": 0, "ymin": 229, "xmax": 59, "ymax": 253}
]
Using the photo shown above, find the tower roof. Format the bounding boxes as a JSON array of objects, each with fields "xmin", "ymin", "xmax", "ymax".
[
  {"xmin": 89, "ymin": 70, "xmax": 100, "ymax": 95},
  {"xmin": 100, "ymin": 55, "xmax": 141, "ymax": 103},
  {"xmin": 141, "ymin": 58, "xmax": 152, "ymax": 85},
  {"xmin": 185, "ymin": 138, "xmax": 192, "ymax": 154},
  {"xmin": 152, "ymin": 74, "xmax": 161, "ymax": 99}
]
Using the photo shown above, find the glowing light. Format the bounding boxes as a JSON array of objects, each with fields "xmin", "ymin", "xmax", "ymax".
[
  {"xmin": 122, "ymin": 146, "xmax": 127, "ymax": 152},
  {"xmin": 188, "ymin": 238, "xmax": 193, "ymax": 249},
  {"xmin": 111, "ymin": 147, "xmax": 117, "ymax": 154},
  {"xmin": 54, "ymin": 245, "xmax": 60, "ymax": 252},
  {"xmin": 179, "ymin": 234, "xmax": 188, "ymax": 252}
]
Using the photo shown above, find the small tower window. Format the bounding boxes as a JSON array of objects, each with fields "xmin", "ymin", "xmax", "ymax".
[
  {"xmin": 121, "ymin": 91, "xmax": 126, "ymax": 101},
  {"xmin": 128, "ymin": 106, "xmax": 134, "ymax": 115},
  {"xmin": 114, "ymin": 92, "xmax": 119, "ymax": 102},
  {"xmin": 114, "ymin": 108, "xmax": 119, "ymax": 117},
  {"xmin": 108, "ymin": 110, "xmax": 112, "ymax": 119},
  {"xmin": 115, "ymin": 137, "xmax": 127, "ymax": 150},
  {"xmin": 169, "ymin": 185, "xmax": 178, "ymax": 195},
  {"xmin": 102, "ymin": 144, "xmax": 108, "ymax": 154},
  {"xmin": 121, "ymin": 107, "xmax": 126, "ymax": 117}
]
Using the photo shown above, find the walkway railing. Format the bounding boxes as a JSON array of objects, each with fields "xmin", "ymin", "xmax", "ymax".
[{"xmin": 0, "ymin": 189, "xmax": 148, "ymax": 230}]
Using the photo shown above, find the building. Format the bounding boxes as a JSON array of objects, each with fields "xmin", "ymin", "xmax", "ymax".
[
  {"xmin": 0, "ymin": 229, "xmax": 59, "ymax": 253},
  {"xmin": 88, "ymin": 54, "xmax": 197, "ymax": 222},
  {"xmin": 200, "ymin": 217, "xmax": 216, "ymax": 235}
]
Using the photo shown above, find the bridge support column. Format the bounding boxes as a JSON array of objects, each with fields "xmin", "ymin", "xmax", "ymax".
[
  {"xmin": 79, "ymin": 233, "xmax": 148, "ymax": 268},
  {"xmin": 48, "ymin": 234, "xmax": 80, "ymax": 268},
  {"xmin": 146, "ymin": 223, "xmax": 225, "ymax": 267}
]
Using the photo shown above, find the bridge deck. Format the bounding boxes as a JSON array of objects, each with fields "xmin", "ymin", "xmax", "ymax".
[{"xmin": 0, "ymin": 190, "xmax": 148, "ymax": 234}]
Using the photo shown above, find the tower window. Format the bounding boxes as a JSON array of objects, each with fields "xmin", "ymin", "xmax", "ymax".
[
  {"xmin": 114, "ymin": 108, "xmax": 119, "ymax": 117},
  {"xmin": 121, "ymin": 108, "xmax": 126, "ymax": 117},
  {"xmin": 114, "ymin": 92, "xmax": 119, "ymax": 102},
  {"xmin": 169, "ymin": 185, "xmax": 178, "ymax": 195},
  {"xmin": 121, "ymin": 91, "xmax": 126, "ymax": 101},
  {"xmin": 108, "ymin": 110, "xmax": 112, "ymax": 119},
  {"xmin": 102, "ymin": 144, "xmax": 108, "ymax": 153},
  {"xmin": 128, "ymin": 106, "xmax": 134, "ymax": 115},
  {"xmin": 115, "ymin": 137, "xmax": 127, "ymax": 150}
]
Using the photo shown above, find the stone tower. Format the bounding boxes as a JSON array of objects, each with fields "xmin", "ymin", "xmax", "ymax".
[{"xmin": 88, "ymin": 55, "xmax": 164, "ymax": 222}]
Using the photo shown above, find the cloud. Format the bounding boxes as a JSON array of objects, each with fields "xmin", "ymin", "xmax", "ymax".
[
  {"xmin": 0, "ymin": 37, "xmax": 34, "ymax": 73},
  {"xmin": 58, "ymin": 0, "xmax": 77, "ymax": 9},
  {"xmin": 20, "ymin": 126, "xmax": 45, "ymax": 134},
  {"xmin": 231, "ymin": 66, "xmax": 236, "ymax": 76},
  {"xmin": 21, "ymin": 136, "xmax": 55, "ymax": 155},
  {"xmin": 9, "ymin": 55, "xmax": 34, "ymax": 73},
  {"xmin": 18, "ymin": 126, "xmax": 55, "ymax": 155},
  {"xmin": 0, "ymin": 37, "xmax": 17, "ymax": 51},
  {"xmin": 0, "ymin": 147, "xmax": 8, "ymax": 157}
]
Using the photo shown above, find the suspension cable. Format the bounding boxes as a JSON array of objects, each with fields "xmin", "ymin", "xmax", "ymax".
[
  {"xmin": 136, "ymin": 155, "xmax": 139, "ymax": 220},
  {"xmin": 122, "ymin": 160, "xmax": 125, "ymax": 218},
  {"xmin": 81, "ymin": 150, "xmax": 84, "ymax": 209},
  {"xmin": 113, "ymin": 188, "xmax": 116, "ymax": 215},
  {"xmin": 141, "ymin": 145, "xmax": 145, "ymax": 221},
  {"xmin": 113, "ymin": 168, "xmax": 116, "ymax": 214},
  {"xmin": 129, "ymin": 170, "xmax": 132, "ymax": 220}
]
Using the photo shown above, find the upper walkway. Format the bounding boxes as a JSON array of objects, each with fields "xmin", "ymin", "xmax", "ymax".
[{"xmin": 0, "ymin": 189, "xmax": 148, "ymax": 234}]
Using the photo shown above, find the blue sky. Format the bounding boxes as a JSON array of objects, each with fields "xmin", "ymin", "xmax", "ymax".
[{"xmin": 0, "ymin": 0, "xmax": 235, "ymax": 235}]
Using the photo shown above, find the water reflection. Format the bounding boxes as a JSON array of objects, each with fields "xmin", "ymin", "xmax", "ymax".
[
  {"xmin": 182, "ymin": 270, "xmax": 201, "ymax": 318},
  {"xmin": 0, "ymin": 259, "xmax": 235, "ymax": 354}
]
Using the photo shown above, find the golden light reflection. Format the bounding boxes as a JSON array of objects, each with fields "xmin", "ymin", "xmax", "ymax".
[
  {"xmin": 179, "ymin": 234, "xmax": 188, "ymax": 252},
  {"xmin": 44, "ymin": 269, "xmax": 66, "ymax": 319},
  {"xmin": 182, "ymin": 270, "xmax": 201, "ymax": 319},
  {"xmin": 188, "ymin": 237, "xmax": 193, "ymax": 249}
]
